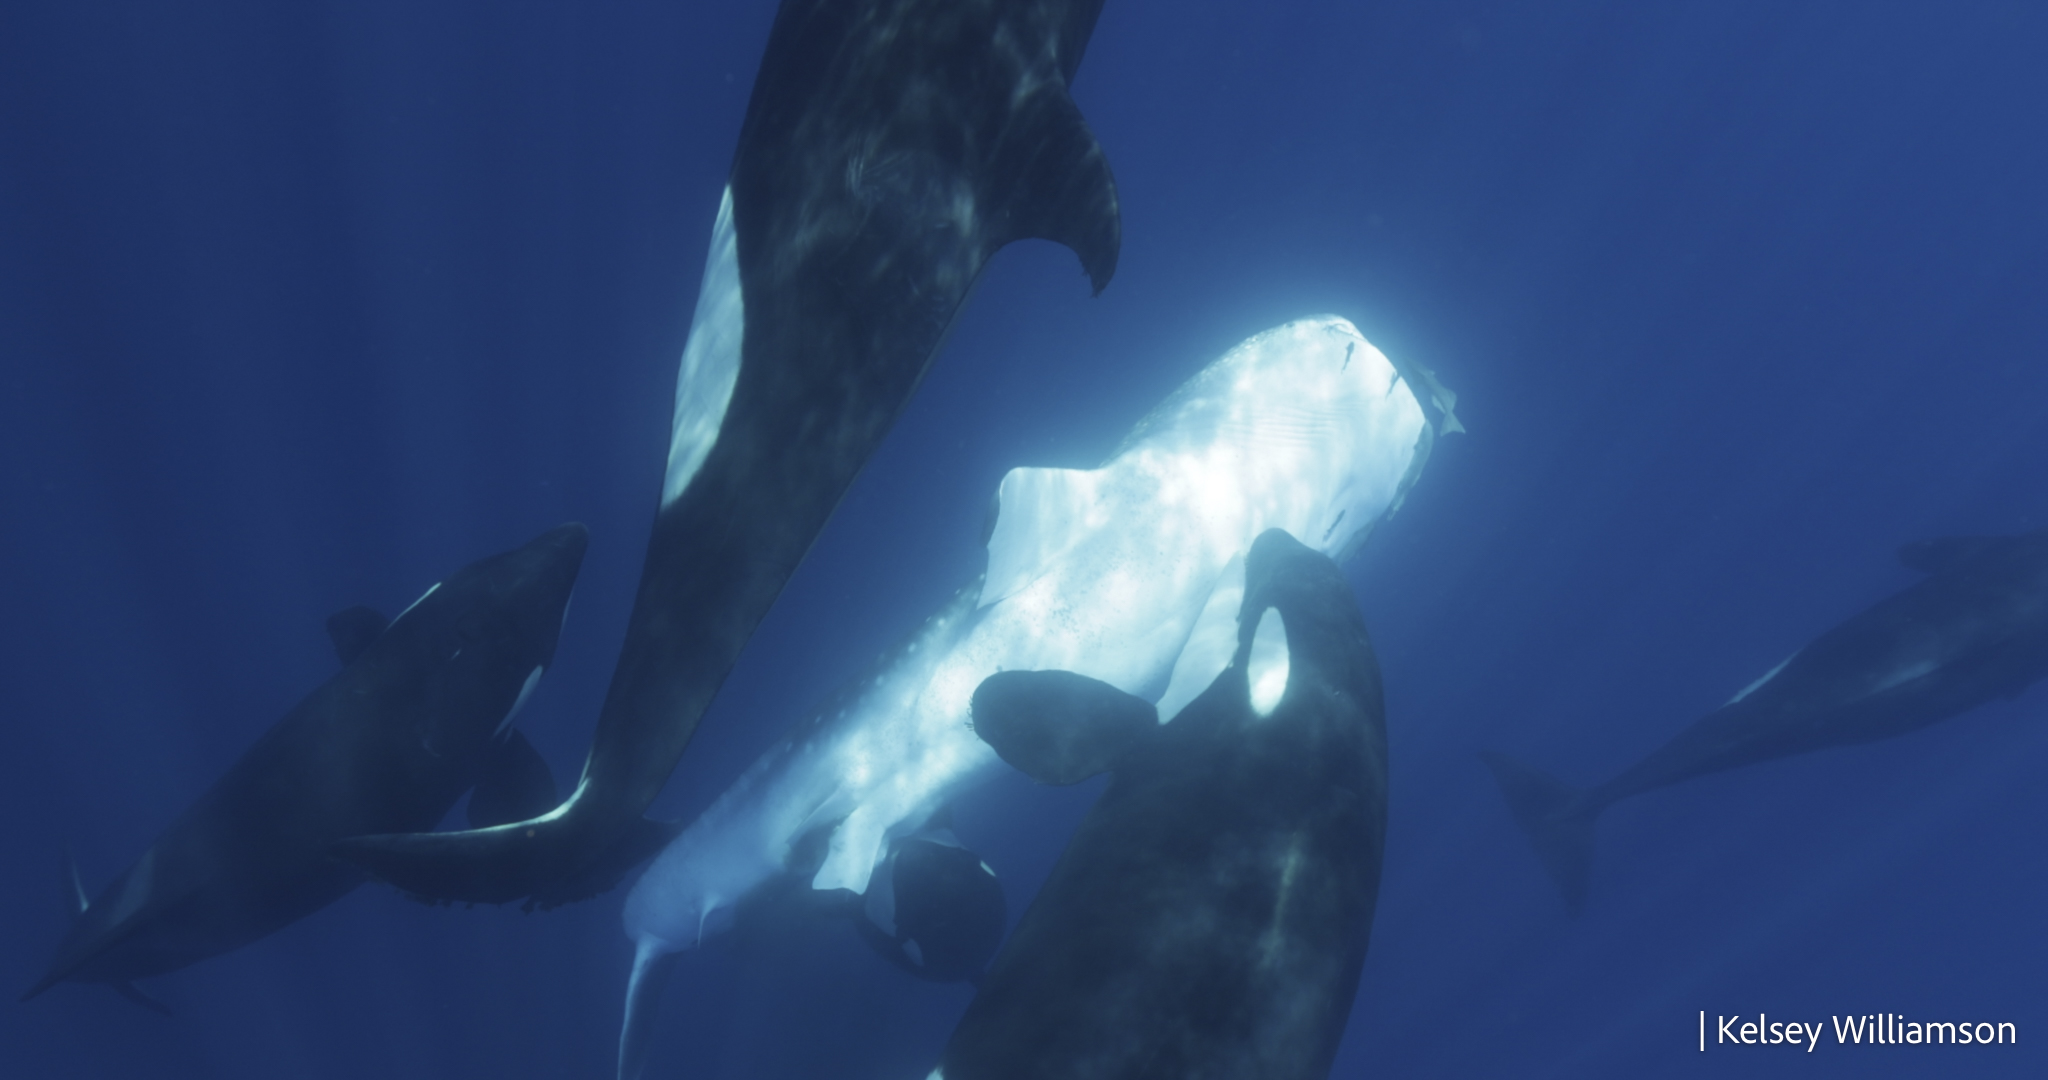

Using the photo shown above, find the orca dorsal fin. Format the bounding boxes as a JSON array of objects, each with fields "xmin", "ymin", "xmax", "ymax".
[
  {"xmin": 466, "ymin": 729, "xmax": 560, "ymax": 830},
  {"xmin": 1898, "ymin": 536, "xmax": 2002, "ymax": 576},
  {"xmin": 970, "ymin": 669, "xmax": 1156, "ymax": 786},
  {"xmin": 325, "ymin": 605, "xmax": 390, "ymax": 666}
]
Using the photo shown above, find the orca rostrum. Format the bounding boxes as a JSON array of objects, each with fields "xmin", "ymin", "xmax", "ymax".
[
  {"xmin": 1483, "ymin": 528, "xmax": 2048, "ymax": 914},
  {"xmin": 22, "ymin": 524, "xmax": 586, "ymax": 1007},
  {"xmin": 934, "ymin": 528, "xmax": 1389, "ymax": 1080},
  {"xmin": 334, "ymin": 0, "xmax": 1124, "ymax": 909}
]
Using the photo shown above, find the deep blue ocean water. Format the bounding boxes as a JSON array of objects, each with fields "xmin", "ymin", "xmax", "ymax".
[{"xmin": 4, "ymin": 1, "xmax": 2046, "ymax": 1077}]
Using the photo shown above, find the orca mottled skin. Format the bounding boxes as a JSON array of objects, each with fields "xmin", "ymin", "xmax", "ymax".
[
  {"xmin": 335, "ymin": 0, "xmax": 1120, "ymax": 908},
  {"xmin": 1484, "ymin": 528, "xmax": 2048, "ymax": 914},
  {"xmin": 938, "ymin": 529, "xmax": 1388, "ymax": 1080},
  {"xmin": 22, "ymin": 525, "xmax": 586, "ymax": 1005}
]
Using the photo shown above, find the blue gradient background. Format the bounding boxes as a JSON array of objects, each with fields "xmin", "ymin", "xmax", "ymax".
[{"xmin": 4, "ymin": 1, "xmax": 2045, "ymax": 1077}]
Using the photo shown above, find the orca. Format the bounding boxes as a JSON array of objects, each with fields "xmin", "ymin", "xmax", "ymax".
[
  {"xmin": 723, "ymin": 812, "xmax": 1006, "ymax": 986},
  {"xmin": 333, "ymin": 0, "xmax": 1126, "ymax": 910},
  {"xmin": 1483, "ymin": 528, "xmax": 2048, "ymax": 914},
  {"xmin": 609, "ymin": 317, "xmax": 1446, "ymax": 1079},
  {"xmin": 844, "ymin": 826, "xmax": 1006, "ymax": 985},
  {"xmin": 21, "ymin": 524, "xmax": 586, "ymax": 1006},
  {"xmin": 935, "ymin": 528, "xmax": 1389, "ymax": 1080}
]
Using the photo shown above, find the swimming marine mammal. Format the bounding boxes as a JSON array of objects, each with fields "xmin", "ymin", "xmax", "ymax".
[
  {"xmin": 22, "ymin": 524, "xmax": 586, "ymax": 1006},
  {"xmin": 935, "ymin": 528, "xmax": 1388, "ymax": 1080},
  {"xmin": 1483, "ymin": 528, "xmax": 2048, "ymax": 913},
  {"xmin": 334, "ymin": 0, "xmax": 1124, "ymax": 909},
  {"xmin": 612, "ymin": 317, "xmax": 1450, "ymax": 1078}
]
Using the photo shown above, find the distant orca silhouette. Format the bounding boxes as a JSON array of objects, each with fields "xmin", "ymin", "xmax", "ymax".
[
  {"xmin": 334, "ymin": 0, "xmax": 1123, "ymax": 910},
  {"xmin": 1483, "ymin": 528, "xmax": 2048, "ymax": 914},
  {"xmin": 936, "ymin": 528, "xmax": 1389, "ymax": 1080},
  {"xmin": 22, "ymin": 525, "xmax": 587, "ymax": 1007}
]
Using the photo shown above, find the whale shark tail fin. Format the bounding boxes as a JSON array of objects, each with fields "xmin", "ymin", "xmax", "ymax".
[
  {"xmin": 1479, "ymin": 752, "xmax": 1598, "ymax": 915},
  {"xmin": 618, "ymin": 941, "xmax": 681, "ymax": 1080}
]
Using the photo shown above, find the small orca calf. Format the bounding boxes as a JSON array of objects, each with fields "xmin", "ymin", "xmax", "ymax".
[
  {"xmin": 726, "ymin": 813, "xmax": 1007, "ymax": 987},
  {"xmin": 22, "ymin": 524, "xmax": 587, "ymax": 1007},
  {"xmin": 335, "ymin": 0, "xmax": 1126, "ymax": 910},
  {"xmin": 935, "ymin": 528, "xmax": 1389, "ymax": 1080},
  {"xmin": 1484, "ymin": 529, "xmax": 2048, "ymax": 913},
  {"xmin": 843, "ymin": 825, "xmax": 1006, "ymax": 985}
]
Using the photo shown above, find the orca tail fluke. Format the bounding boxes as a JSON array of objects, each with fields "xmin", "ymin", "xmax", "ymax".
[
  {"xmin": 619, "ymin": 941, "xmax": 681, "ymax": 1080},
  {"xmin": 333, "ymin": 809, "xmax": 680, "ymax": 910},
  {"xmin": 1479, "ymin": 751, "xmax": 1599, "ymax": 915}
]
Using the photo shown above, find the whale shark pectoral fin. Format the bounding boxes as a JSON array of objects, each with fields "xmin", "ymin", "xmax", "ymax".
[
  {"xmin": 981, "ymin": 467, "xmax": 1103, "ymax": 607},
  {"xmin": 970, "ymin": 670, "xmax": 1156, "ymax": 785},
  {"xmin": 987, "ymin": 90, "xmax": 1120, "ymax": 294},
  {"xmin": 467, "ymin": 730, "xmax": 561, "ymax": 830},
  {"xmin": 618, "ymin": 941, "xmax": 681, "ymax": 1080},
  {"xmin": 1898, "ymin": 535, "xmax": 2002, "ymax": 576},
  {"xmin": 111, "ymin": 979, "xmax": 171, "ymax": 1017},
  {"xmin": 1479, "ymin": 752, "xmax": 1598, "ymax": 916},
  {"xmin": 324, "ymin": 605, "xmax": 390, "ymax": 666}
]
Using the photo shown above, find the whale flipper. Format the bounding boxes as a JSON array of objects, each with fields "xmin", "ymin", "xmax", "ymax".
[
  {"xmin": 970, "ymin": 669, "xmax": 1155, "ymax": 785},
  {"xmin": 1479, "ymin": 751, "xmax": 1597, "ymax": 915}
]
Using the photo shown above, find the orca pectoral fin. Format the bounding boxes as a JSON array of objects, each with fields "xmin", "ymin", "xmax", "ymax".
[
  {"xmin": 970, "ymin": 669, "xmax": 1155, "ymax": 786},
  {"xmin": 325, "ymin": 605, "xmax": 390, "ymax": 666},
  {"xmin": 1479, "ymin": 752, "xmax": 1599, "ymax": 916},
  {"xmin": 619, "ymin": 942, "xmax": 681, "ymax": 1080},
  {"xmin": 467, "ymin": 730, "xmax": 561, "ymax": 830},
  {"xmin": 989, "ymin": 90, "xmax": 1120, "ymax": 295},
  {"xmin": 111, "ymin": 980, "xmax": 171, "ymax": 1017}
]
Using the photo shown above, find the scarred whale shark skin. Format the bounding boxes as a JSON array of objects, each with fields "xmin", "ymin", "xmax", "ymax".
[
  {"xmin": 934, "ymin": 528, "xmax": 1388, "ymax": 1080},
  {"xmin": 613, "ymin": 317, "xmax": 1448, "ymax": 1079},
  {"xmin": 334, "ymin": 0, "xmax": 1125, "ymax": 910},
  {"xmin": 22, "ymin": 524, "xmax": 586, "ymax": 1006},
  {"xmin": 1483, "ymin": 527, "xmax": 2048, "ymax": 914}
]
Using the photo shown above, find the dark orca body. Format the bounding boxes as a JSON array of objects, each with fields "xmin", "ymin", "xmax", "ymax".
[
  {"xmin": 335, "ymin": 0, "xmax": 1121, "ymax": 908},
  {"xmin": 939, "ymin": 529, "xmax": 1388, "ymax": 1080},
  {"xmin": 22, "ymin": 525, "xmax": 586, "ymax": 1004},
  {"xmin": 1484, "ymin": 529, "xmax": 2048, "ymax": 913},
  {"xmin": 847, "ymin": 834, "xmax": 1006, "ymax": 984},
  {"xmin": 729, "ymin": 829, "xmax": 1006, "ymax": 985}
]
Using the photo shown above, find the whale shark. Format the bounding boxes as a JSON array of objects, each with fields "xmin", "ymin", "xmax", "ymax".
[
  {"xmin": 613, "ymin": 317, "xmax": 1452, "ymax": 1078},
  {"xmin": 22, "ymin": 524, "xmax": 587, "ymax": 1006},
  {"xmin": 935, "ymin": 528, "xmax": 1388, "ymax": 1080},
  {"xmin": 334, "ymin": 0, "xmax": 1125, "ymax": 910},
  {"xmin": 1483, "ymin": 528, "xmax": 2048, "ymax": 913}
]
